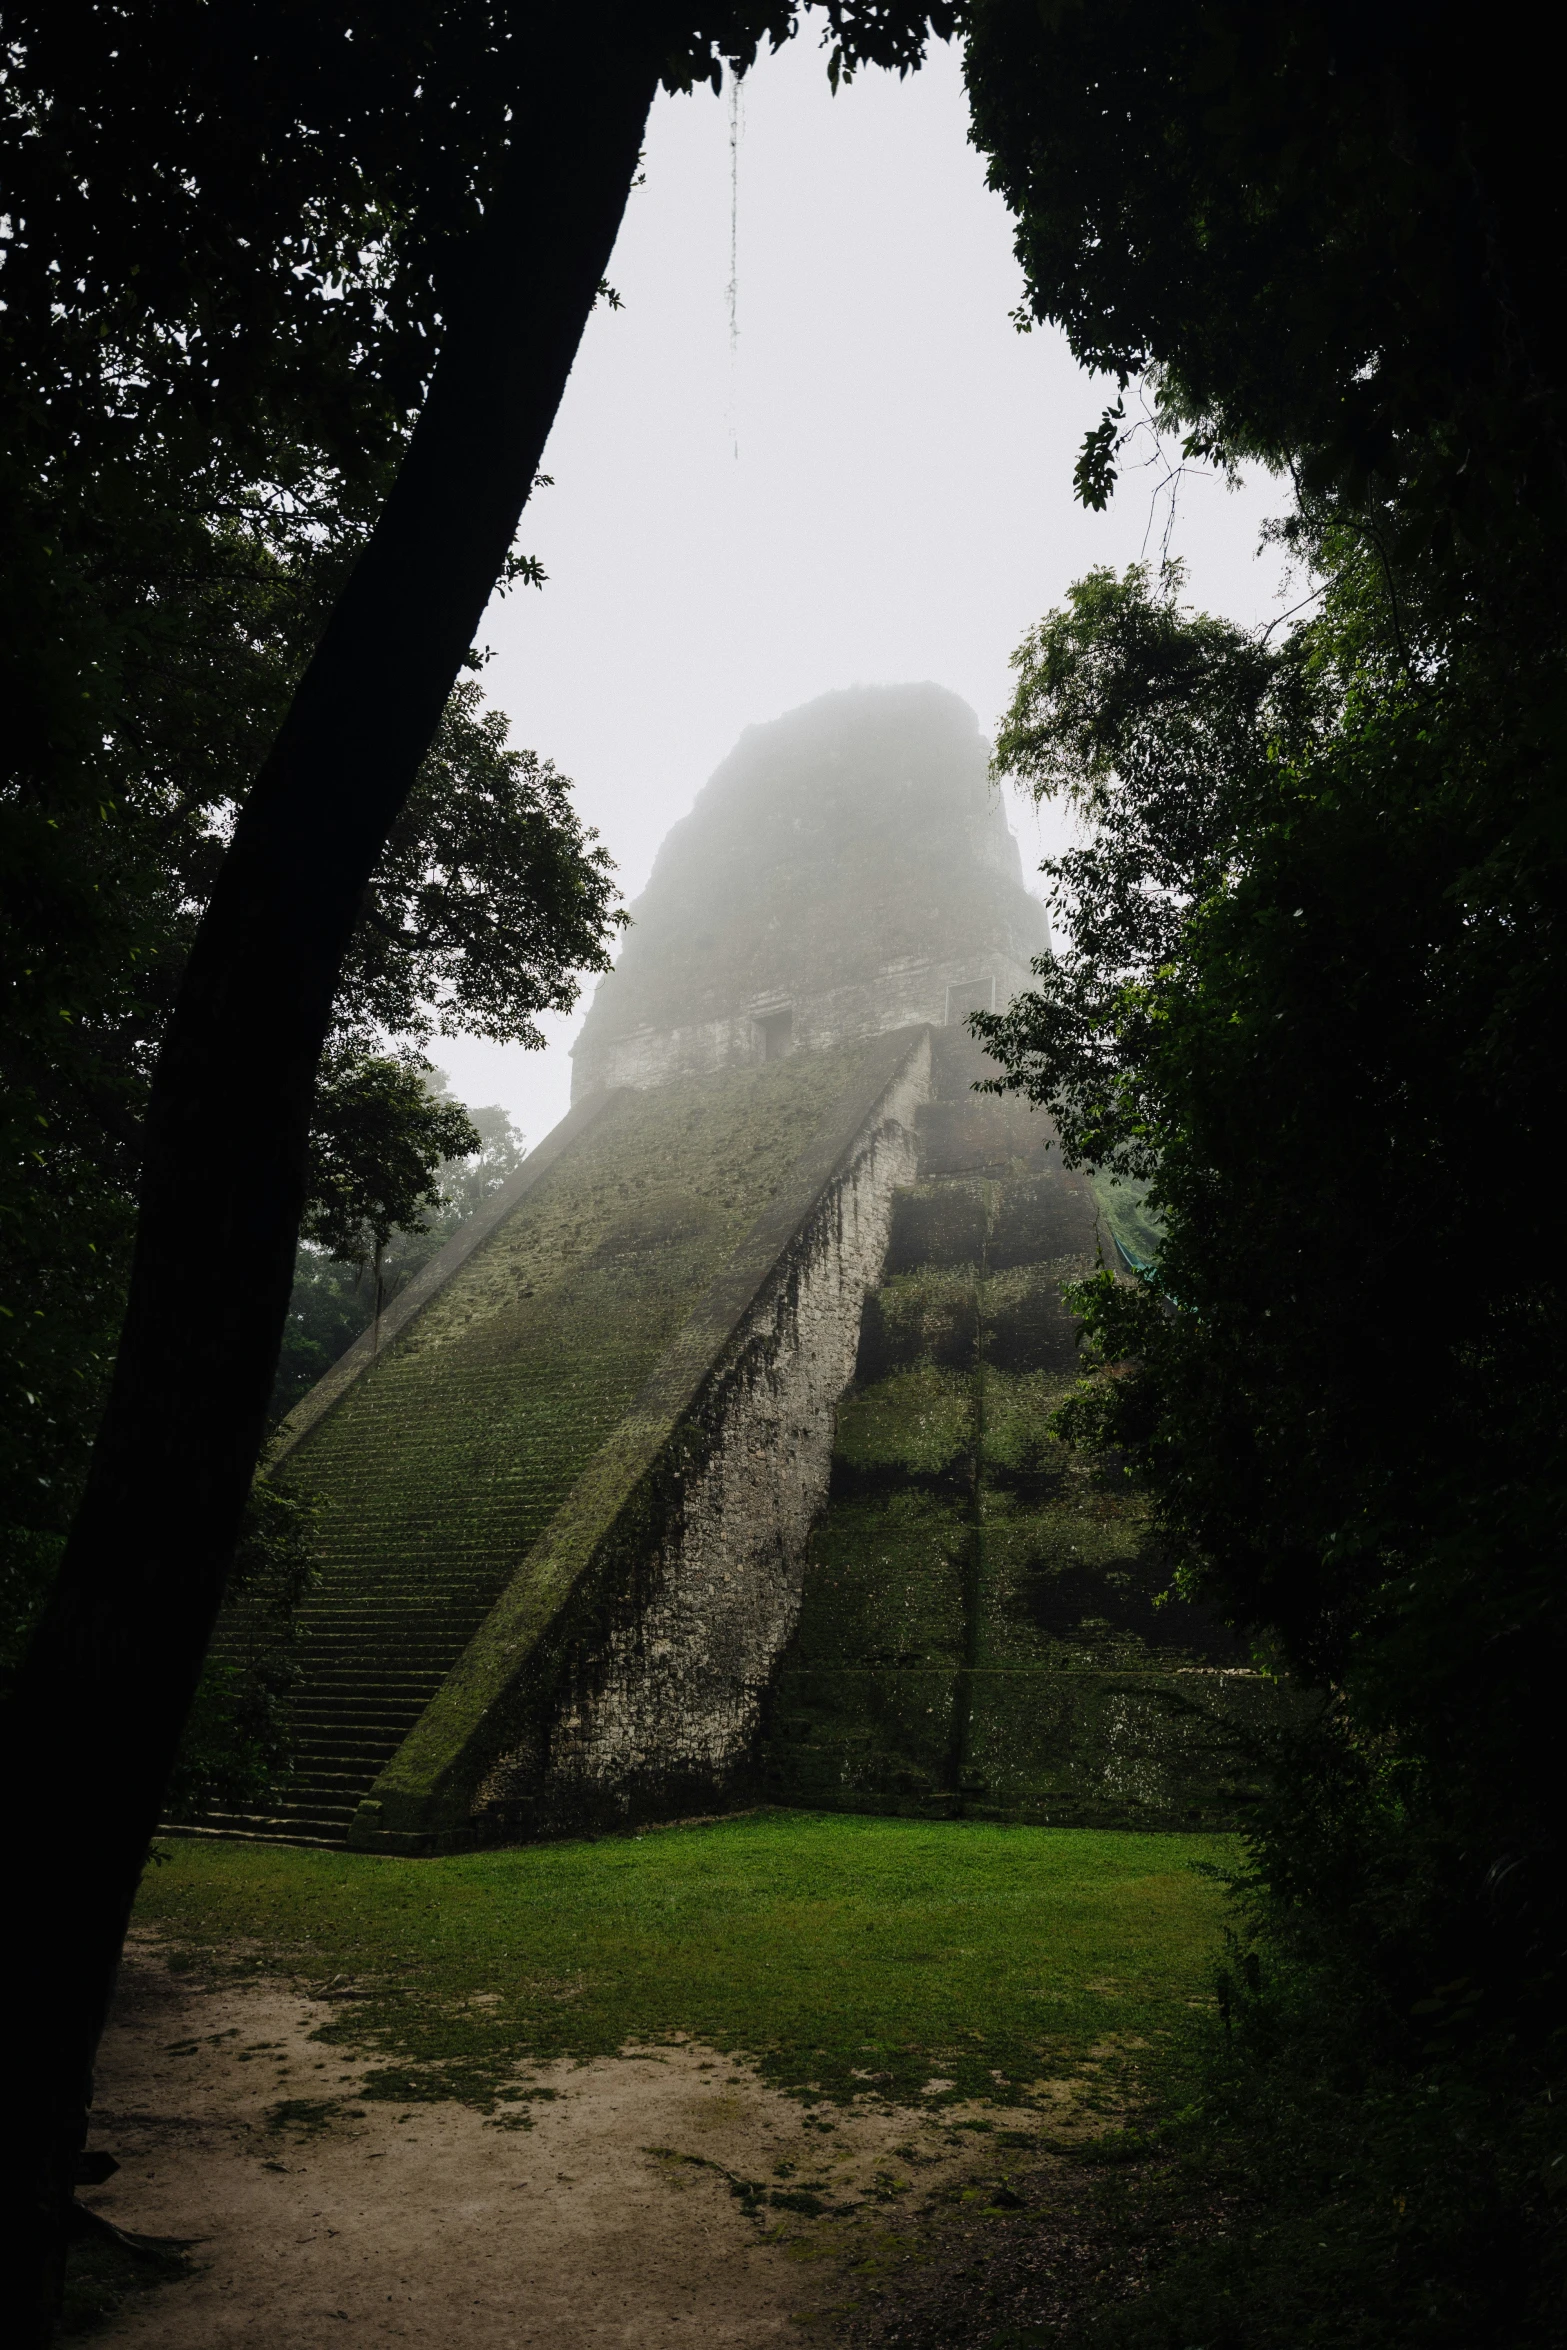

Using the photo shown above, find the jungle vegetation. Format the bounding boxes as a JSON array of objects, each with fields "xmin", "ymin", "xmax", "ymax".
[
  {"xmin": 965, "ymin": 1, "xmax": 1567, "ymax": 2338},
  {"xmin": 274, "ymin": 1089, "xmax": 529, "ymax": 1421}
]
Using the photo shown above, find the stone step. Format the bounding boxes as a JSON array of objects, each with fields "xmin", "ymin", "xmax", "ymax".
[
  {"xmin": 295, "ymin": 1701, "xmax": 441, "ymax": 1719},
  {"xmin": 194, "ymin": 1182, "xmax": 616, "ymax": 1840},
  {"xmin": 296, "ymin": 1679, "xmax": 457, "ymax": 1695},
  {"xmin": 289, "ymin": 1726, "xmax": 422, "ymax": 1751},
  {"xmin": 287, "ymin": 1768, "xmax": 386, "ymax": 1793},
  {"xmin": 296, "ymin": 1698, "xmax": 443, "ymax": 1716},
  {"xmin": 296, "ymin": 1647, "xmax": 472, "ymax": 1668},
  {"xmin": 294, "ymin": 1672, "xmax": 438, "ymax": 1689},
  {"xmin": 291, "ymin": 1716, "xmax": 425, "ymax": 1737},
  {"xmin": 291, "ymin": 1695, "xmax": 430, "ymax": 1717},
  {"xmin": 300, "ymin": 1595, "xmax": 498, "ymax": 1612},
  {"xmin": 298, "ymin": 1665, "xmax": 458, "ymax": 1684},
  {"xmin": 206, "ymin": 1528, "xmax": 504, "ymax": 1848},
  {"xmin": 295, "ymin": 1622, "xmax": 485, "ymax": 1642},
  {"xmin": 292, "ymin": 1726, "xmax": 405, "ymax": 1746},
  {"xmin": 290, "ymin": 1728, "xmax": 424, "ymax": 1751},
  {"xmin": 297, "ymin": 1643, "xmax": 470, "ymax": 1660},
  {"xmin": 297, "ymin": 1631, "xmax": 479, "ymax": 1649},
  {"xmin": 159, "ymin": 1820, "xmax": 348, "ymax": 1852},
  {"xmin": 295, "ymin": 1679, "xmax": 448, "ymax": 1699},
  {"xmin": 259, "ymin": 1804, "xmax": 359, "ymax": 1831},
  {"xmin": 289, "ymin": 1737, "xmax": 419, "ymax": 1758},
  {"xmin": 298, "ymin": 1618, "xmax": 472, "ymax": 1631},
  {"xmin": 300, "ymin": 1636, "xmax": 467, "ymax": 1650},
  {"xmin": 285, "ymin": 1751, "xmax": 389, "ymax": 1776},
  {"xmin": 296, "ymin": 1715, "xmax": 442, "ymax": 1734},
  {"xmin": 163, "ymin": 1795, "xmax": 357, "ymax": 1831},
  {"xmin": 298, "ymin": 1605, "xmax": 494, "ymax": 1620}
]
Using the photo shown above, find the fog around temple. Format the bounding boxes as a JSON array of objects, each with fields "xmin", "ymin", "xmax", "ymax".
[
  {"xmin": 572, "ymin": 686, "xmax": 1048, "ymax": 1097},
  {"xmin": 434, "ymin": 37, "xmax": 1292, "ymax": 1142}
]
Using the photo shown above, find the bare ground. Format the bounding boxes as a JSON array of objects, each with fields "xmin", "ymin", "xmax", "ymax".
[{"xmin": 80, "ymin": 1933, "xmax": 1097, "ymax": 2346}]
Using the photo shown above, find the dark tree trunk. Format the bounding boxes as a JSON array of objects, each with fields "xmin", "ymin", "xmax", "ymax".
[{"xmin": 0, "ymin": 22, "xmax": 661, "ymax": 2337}]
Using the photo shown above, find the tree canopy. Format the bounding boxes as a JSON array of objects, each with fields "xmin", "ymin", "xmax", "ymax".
[
  {"xmin": 966, "ymin": 0, "xmax": 1567, "ymax": 566},
  {"xmin": 965, "ymin": 3, "xmax": 1567, "ymax": 2334}
]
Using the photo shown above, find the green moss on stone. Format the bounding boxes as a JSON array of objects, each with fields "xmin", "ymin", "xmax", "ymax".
[
  {"xmin": 858, "ymin": 1266, "xmax": 979, "ymax": 1377},
  {"xmin": 833, "ymin": 1367, "xmax": 976, "ymax": 1483},
  {"xmin": 763, "ymin": 1155, "xmax": 1268, "ymax": 1828},
  {"xmin": 784, "ymin": 1490, "xmax": 969, "ymax": 1669}
]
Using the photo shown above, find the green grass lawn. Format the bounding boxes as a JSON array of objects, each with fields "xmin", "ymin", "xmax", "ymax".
[{"xmin": 136, "ymin": 1810, "xmax": 1234, "ymax": 2117}]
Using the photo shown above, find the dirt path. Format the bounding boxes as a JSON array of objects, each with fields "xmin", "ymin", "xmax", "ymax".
[{"xmin": 82, "ymin": 1934, "xmax": 1077, "ymax": 2345}]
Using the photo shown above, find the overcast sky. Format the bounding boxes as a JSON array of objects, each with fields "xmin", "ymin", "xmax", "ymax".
[{"xmin": 435, "ymin": 34, "xmax": 1298, "ymax": 1144}]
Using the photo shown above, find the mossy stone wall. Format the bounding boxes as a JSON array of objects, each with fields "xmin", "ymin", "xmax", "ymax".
[
  {"xmin": 760, "ymin": 1030, "xmax": 1273, "ymax": 1829},
  {"xmin": 572, "ymin": 685, "xmax": 1049, "ymax": 1095}
]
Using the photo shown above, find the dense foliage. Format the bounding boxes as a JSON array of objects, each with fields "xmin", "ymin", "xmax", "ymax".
[
  {"xmin": 978, "ymin": 557, "xmax": 1565, "ymax": 2337},
  {"xmin": 275, "ymin": 1089, "xmax": 528, "ymax": 1419},
  {"xmin": 964, "ymin": 0, "xmax": 1567, "ymax": 568},
  {"xmin": 0, "ymin": 5, "xmax": 629, "ymax": 1701},
  {"xmin": 964, "ymin": 3, "xmax": 1567, "ymax": 2336},
  {"xmin": 161, "ymin": 1479, "xmax": 322, "ymax": 1819},
  {"xmin": 0, "ymin": 527, "xmax": 619, "ymax": 1663}
]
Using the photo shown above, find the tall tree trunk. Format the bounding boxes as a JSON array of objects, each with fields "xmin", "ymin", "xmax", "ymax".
[{"xmin": 0, "ymin": 20, "xmax": 661, "ymax": 2337}]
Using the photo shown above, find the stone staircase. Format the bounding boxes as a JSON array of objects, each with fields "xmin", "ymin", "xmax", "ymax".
[
  {"xmin": 166, "ymin": 1042, "xmax": 894, "ymax": 1853},
  {"xmin": 167, "ymin": 1599, "xmax": 495, "ymax": 1849}
]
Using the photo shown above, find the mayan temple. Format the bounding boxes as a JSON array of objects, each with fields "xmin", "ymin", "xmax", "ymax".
[{"xmin": 188, "ymin": 683, "xmax": 1268, "ymax": 1853}]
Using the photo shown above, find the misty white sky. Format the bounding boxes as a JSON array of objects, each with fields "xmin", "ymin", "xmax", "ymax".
[{"xmin": 435, "ymin": 34, "xmax": 1298, "ymax": 1144}]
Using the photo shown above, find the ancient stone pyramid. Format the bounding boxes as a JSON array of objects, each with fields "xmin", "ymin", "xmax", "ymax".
[{"xmin": 184, "ymin": 686, "xmax": 1267, "ymax": 1854}]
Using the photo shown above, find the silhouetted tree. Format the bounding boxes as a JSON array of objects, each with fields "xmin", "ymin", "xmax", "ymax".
[{"xmin": 0, "ymin": 5, "xmax": 955, "ymax": 2334}]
